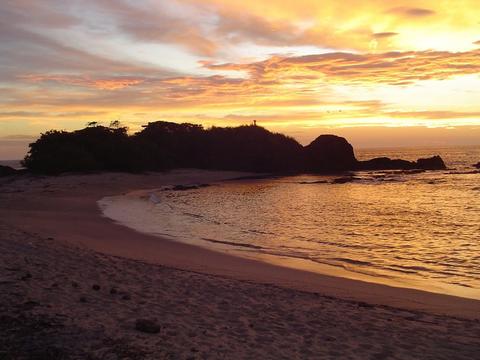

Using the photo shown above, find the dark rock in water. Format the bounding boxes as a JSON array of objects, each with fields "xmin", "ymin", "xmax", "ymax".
[
  {"xmin": 172, "ymin": 184, "xmax": 192, "ymax": 191},
  {"xmin": 92, "ymin": 284, "xmax": 100, "ymax": 291},
  {"xmin": 135, "ymin": 319, "xmax": 161, "ymax": 334},
  {"xmin": 332, "ymin": 176, "xmax": 359, "ymax": 184},
  {"xmin": 415, "ymin": 155, "xmax": 446, "ymax": 170},
  {"xmin": 358, "ymin": 157, "xmax": 413, "ymax": 170},
  {"xmin": 171, "ymin": 184, "xmax": 207, "ymax": 191},
  {"xmin": 473, "ymin": 162, "xmax": 480, "ymax": 169},
  {"xmin": 304, "ymin": 135, "xmax": 357, "ymax": 172},
  {"xmin": 358, "ymin": 155, "xmax": 446, "ymax": 171},
  {"xmin": 0, "ymin": 165, "xmax": 16, "ymax": 177},
  {"xmin": 449, "ymin": 170, "xmax": 480, "ymax": 175}
]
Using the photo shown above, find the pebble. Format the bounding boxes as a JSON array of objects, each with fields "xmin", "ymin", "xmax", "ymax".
[
  {"xmin": 135, "ymin": 319, "xmax": 161, "ymax": 334},
  {"xmin": 20, "ymin": 272, "xmax": 32, "ymax": 281}
]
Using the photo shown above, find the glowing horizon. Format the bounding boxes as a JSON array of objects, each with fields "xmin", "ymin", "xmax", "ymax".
[{"xmin": 1, "ymin": 0, "xmax": 480, "ymax": 158}]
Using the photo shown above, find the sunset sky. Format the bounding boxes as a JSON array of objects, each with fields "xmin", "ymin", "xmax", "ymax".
[{"xmin": 1, "ymin": 0, "xmax": 480, "ymax": 159}]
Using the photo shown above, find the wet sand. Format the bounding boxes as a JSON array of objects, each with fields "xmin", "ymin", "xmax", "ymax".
[{"xmin": 1, "ymin": 170, "xmax": 480, "ymax": 359}]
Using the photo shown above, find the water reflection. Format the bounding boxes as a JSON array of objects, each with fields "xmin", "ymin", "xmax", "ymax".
[{"xmin": 100, "ymin": 146, "xmax": 480, "ymax": 299}]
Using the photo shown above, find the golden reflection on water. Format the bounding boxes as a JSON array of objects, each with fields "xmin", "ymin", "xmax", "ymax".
[
  {"xmin": 101, "ymin": 147, "xmax": 480, "ymax": 299},
  {"xmin": 147, "ymin": 171, "xmax": 480, "ymax": 299}
]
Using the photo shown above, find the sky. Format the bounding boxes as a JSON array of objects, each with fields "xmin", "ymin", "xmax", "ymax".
[{"xmin": 1, "ymin": 0, "xmax": 480, "ymax": 159}]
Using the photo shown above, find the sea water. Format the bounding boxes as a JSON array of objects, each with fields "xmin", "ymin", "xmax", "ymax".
[{"xmin": 99, "ymin": 145, "xmax": 480, "ymax": 299}]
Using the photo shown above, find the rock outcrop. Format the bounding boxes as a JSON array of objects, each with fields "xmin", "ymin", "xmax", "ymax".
[
  {"xmin": 473, "ymin": 162, "xmax": 480, "ymax": 169},
  {"xmin": 302, "ymin": 135, "xmax": 446, "ymax": 172},
  {"xmin": 357, "ymin": 157, "xmax": 413, "ymax": 171},
  {"xmin": 415, "ymin": 156, "xmax": 446, "ymax": 170},
  {"xmin": 357, "ymin": 155, "xmax": 446, "ymax": 171},
  {"xmin": 304, "ymin": 135, "xmax": 357, "ymax": 172}
]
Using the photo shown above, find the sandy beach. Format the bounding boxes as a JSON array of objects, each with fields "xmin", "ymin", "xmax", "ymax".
[{"xmin": 1, "ymin": 170, "xmax": 480, "ymax": 359}]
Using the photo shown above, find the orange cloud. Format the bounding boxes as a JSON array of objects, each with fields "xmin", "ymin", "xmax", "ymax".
[
  {"xmin": 20, "ymin": 74, "xmax": 145, "ymax": 90},
  {"xmin": 205, "ymin": 49, "xmax": 480, "ymax": 85}
]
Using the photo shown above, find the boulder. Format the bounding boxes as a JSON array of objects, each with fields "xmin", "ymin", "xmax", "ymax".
[
  {"xmin": 414, "ymin": 156, "xmax": 446, "ymax": 170},
  {"xmin": 358, "ymin": 157, "xmax": 413, "ymax": 171},
  {"xmin": 304, "ymin": 135, "xmax": 357, "ymax": 172},
  {"xmin": 0, "ymin": 165, "xmax": 16, "ymax": 177},
  {"xmin": 358, "ymin": 155, "xmax": 446, "ymax": 171}
]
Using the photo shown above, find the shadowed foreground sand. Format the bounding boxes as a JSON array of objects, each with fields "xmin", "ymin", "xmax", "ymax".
[
  {"xmin": 1, "ymin": 170, "xmax": 480, "ymax": 359},
  {"xmin": 2, "ymin": 224, "xmax": 480, "ymax": 359}
]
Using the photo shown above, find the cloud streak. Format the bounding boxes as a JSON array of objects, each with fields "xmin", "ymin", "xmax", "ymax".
[
  {"xmin": 204, "ymin": 49, "xmax": 480, "ymax": 85},
  {"xmin": 20, "ymin": 75, "xmax": 146, "ymax": 90},
  {"xmin": 387, "ymin": 7, "xmax": 436, "ymax": 18}
]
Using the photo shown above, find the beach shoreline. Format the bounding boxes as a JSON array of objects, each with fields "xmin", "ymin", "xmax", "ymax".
[
  {"xmin": 2, "ymin": 170, "xmax": 480, "ymax": 358},
  {"xmin": 1, "ymin": 169, "xmax": 479, "ymax": 319}
]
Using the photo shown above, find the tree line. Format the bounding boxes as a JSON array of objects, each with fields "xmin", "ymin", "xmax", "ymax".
[{"xmin": 23, "ymin": 121, "xmax": 305, "ymax": 174}]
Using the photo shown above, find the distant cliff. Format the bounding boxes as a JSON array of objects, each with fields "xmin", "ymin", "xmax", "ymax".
[{"xmin": 19, "ymin": 121, "xmax": 446, "ymax": 175}]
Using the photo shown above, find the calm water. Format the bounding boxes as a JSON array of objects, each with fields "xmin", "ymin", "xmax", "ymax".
[
  {"xmin": 99, "ymin": 146, "xmax": 480, "ymax": 299},
  {"xmin": 0, "ymin": 160, "xmax": 23, "ymax": 169}
]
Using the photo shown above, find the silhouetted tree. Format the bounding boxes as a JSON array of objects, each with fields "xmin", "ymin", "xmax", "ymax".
[
  {"xmin": 134, "ymin": 121, "xmax": 206, "ymax": 169},
  {"xmin": 109, "ymin": 120, "xmax": 122, "ymax": 129},
  {"xmin": 203, "ymin": 125, "xmax": 303, "ymax": 172},
  {"xmin": 23, "ymin": 121, "xmax": 305, "ymax": 174},
  {"xmin": 23, "ymin": 125, "xmax": 134, "ymax": 173}
]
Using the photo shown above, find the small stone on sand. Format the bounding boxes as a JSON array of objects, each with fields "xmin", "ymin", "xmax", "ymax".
[{"xmin": 135, "ymin": 319, "xmax": 161, "ymax": 334}]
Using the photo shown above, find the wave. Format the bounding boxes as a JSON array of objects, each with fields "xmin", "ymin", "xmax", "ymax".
[
  {"xmin": 201, "ymin": 237, "xmax": 264, "ymax": 250},
  {"xmin": 330, "ymin": 258, "xmax": 373, "ymax": 266}
]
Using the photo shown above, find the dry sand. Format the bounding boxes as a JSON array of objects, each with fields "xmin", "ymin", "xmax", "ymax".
[{"xmin": 1, "ymin": 170, "xmax": 480, "ymax": 359}]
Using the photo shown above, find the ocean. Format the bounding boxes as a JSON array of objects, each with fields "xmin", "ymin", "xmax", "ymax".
[
  {"xmin": 99, "ymin": 145, "xmax": 480, "ymax": 299},
  {"xmin": 0, "ymin": 160, "xmax": 23, "ymax": 169}
]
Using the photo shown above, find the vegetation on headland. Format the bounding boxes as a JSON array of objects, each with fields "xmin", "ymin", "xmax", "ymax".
[
  {"xmin": 22, "ymin": 121, "xmax": 303, "ymax": 174},
  {"xmin": 19, "ymin": 121, "xmax": 446, "ymax": 175}
]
